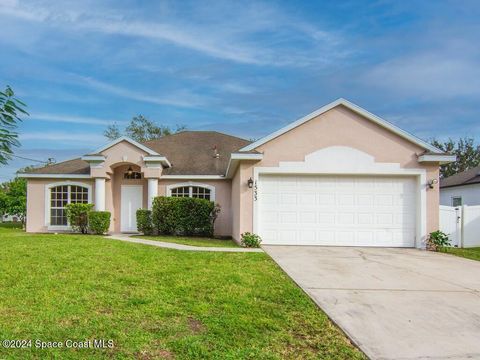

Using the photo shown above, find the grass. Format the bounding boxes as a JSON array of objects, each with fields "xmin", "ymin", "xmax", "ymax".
[
  {"xmin": 135, "ymin": 234, "xmax": 240, "ymax": 248},
  {"xmin": 0, "ymin": 222, "xmax": 23, "ymax": 229},
  {"xmin": 439, "ymin": 246, "xmax": 480, "ymax": 262},
  {"xmin": 0, "ymin": 227, "xmax": 364, "ymax": 359}
]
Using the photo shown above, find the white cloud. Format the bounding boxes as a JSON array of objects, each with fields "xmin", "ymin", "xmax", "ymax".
[
  {"xmin": 30, "ymin": 113, "xmax": 125, "ymax": 126},
  {"xmin": 79, "ymin": 76, "xmax": 209, "ymax": 108},
  {"xmin": 0, "ymin": 0, "xmax": 345, "ymax": 66},
  {"xmin": 363, "ymin": 52, "xmax": 480, "ymax": 99},
  {"xmin": 19, "ymin": 131, "xmax": 105, "ymax": 144}
]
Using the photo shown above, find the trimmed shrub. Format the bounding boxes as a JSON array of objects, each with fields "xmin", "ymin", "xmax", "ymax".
[
  {"xmin": 151, "ymin": 196, "xmax": 218, "ymax": 236},
  {"xmin": 241, "ymin": 232, "xmax": 262, "ymax": 248},
  {"xmin": 427, "ymin": 230, "xmax": 450, "ymax": 251},
  {"xmin": 136, "ymin": 209, "xmax": 153, "ymax": 235},
  {"xmin": 152, "ymin": 197, "xmax": 178, "ymax": 235},
  {"xmin": 89, "ymin": 211, "xmax": 111, "ymax": 235},
  {"xmin": 65, "ymin": 203, "xmax": 94, "ymax": 234}
]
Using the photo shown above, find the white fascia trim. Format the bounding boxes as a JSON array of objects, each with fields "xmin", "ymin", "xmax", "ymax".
[
  {"xmin": 225, "ymin": 153, "xmax": 264, "ymax": 178},
  {"xmin": 418, "ymin": 154, "xmax": 456, "ymax": 164},
  {"xmin": 143, "ymin": 156, "xmax": 172, "ymax": 168},
  {"xmin": 161, "ymin": 175, "xmax": 225, "ymax": 179},
  {"xmin": 240, "ymin": 98, "xmax": 443, "ymax": 154},
  {"xmin": 224, "ymin": 159, "xmax": 238, "ymax": 179},
  {"xmin": 81, "ymin": 155, "xmax": 105, "ymax": 161},
  {"xmin": 18, "ymin": 174, "xmax": 91, "ymax": 179},
  {"xmin": 89, "ymin": 136, "xmax": 160, "ymax": 156},
  {"xmin": 230, "ymin": 153, "xmax": 264, "ymax": 160}
]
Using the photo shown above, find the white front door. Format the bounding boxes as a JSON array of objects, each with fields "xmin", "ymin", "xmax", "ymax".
[
  {"xmin": 258, "ymin": 174, "xmax": 417, "ymax": 247},
  {"xmin": 121, "ymin": 185, "xmax": 143, "ymax": 232}
]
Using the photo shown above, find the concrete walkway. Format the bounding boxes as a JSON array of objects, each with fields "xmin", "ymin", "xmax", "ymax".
[
  {"xmin": 264, "ymin": 246, "xmax": 480, "ymax": 360},
  {"xmin": 107, "ymin": 234, "xmax": 263, "ymax": 252}
]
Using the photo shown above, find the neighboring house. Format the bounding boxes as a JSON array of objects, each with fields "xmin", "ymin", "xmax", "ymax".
[
  {"xmin": 1, "ymin": 214, "xmax": 19, "ymax": 222},
  {"xmin": 440, "ymin": 165, "xmax": 480, "ymax": 206},
  {"xmin": 19, "ymin": 99, "xmax": 454, "ymax": 248}
]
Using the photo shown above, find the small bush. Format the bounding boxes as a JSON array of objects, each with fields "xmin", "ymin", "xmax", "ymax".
[
  {"xmin": 136, "ymin": 209, "xmax": 153, "ymax": 235},
  {"xmin": 65, "ymin": 203, "xmax": 94, "ymax": 234},
  {"xmin": 151, "ymin": 196, "xmax": 218, "ymax": 236},
  {"xmin": 89, "ymin": 211, "xmax": 111, "ymax": 235},
  {"xmin": 152, "ymin": 197, "xmax": 178, "ymax": 235},
  {"xmin": 241, "ymin": 232, "xmax": 262, "ymax": 248},
  {"xmin": 427, "ymin": 230, "xmax": 451, "ymax": 251}
]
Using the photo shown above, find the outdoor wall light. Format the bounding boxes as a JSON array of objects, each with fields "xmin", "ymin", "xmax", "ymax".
[
  {"xmin": 428, "ymin": 178, "xmax": 438, "ymax": 189},
  {"xmin": 247, "ymin": 177, "xmax": 254, "ymax": 188},
  {"xmin": 126, "ymin": 166, "xmax": 133, "ymax": 176}
]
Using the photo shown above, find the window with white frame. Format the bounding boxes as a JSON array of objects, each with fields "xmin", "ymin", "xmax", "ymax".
[
  {"xmin": 452, "ymin": 196, "xmax": 462, "ymax": 207},
  {"xmin": 169, "ymin": 184, "xmax": 214, "ymax": 201},
  {"xmin": 50, "ymin": 185, "xmax": 89, "ymax": 226}
]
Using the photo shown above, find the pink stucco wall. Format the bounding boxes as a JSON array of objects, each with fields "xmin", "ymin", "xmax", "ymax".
[{"xmin": 230, "ymin": 105, "xmax": 440, "ymax": 241}]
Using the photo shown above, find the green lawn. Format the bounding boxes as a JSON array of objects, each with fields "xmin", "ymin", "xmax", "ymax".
[
  {"xmin": 440, "ymin": 246, "xmax": 480, "ymax": 261},
  {"xmin": 135, "ymin": 235, "xmax": 240, "ymax": 248},
  {"xmin": 0, "ymin": 227, "xmax": 364, "ymax": 359},
  {"xmin": 0, "ymin": 222, "xmax": 23, "ymax": 229}
]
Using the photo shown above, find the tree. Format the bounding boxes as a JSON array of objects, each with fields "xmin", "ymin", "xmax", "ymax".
[
  {"xmin": 103, "ymin": 115, "xmax": 186, "ymax": 142},
  {"xmin": 431, "ymin": 137, "xmax": 480, "ymax": 178},
  {"xmin": 2, "ymin": 177, "xmax": 27, "ymax": 226},
  {"xmin": 103, "ymin": 123, "xmax": 121, "ymax": 140},
  {"xmin": 0, "ymin": 189, "xmax": 7, "ymax": 220},
  {"xmin": 0, "ymin": 85, "xmax": 28, "ymax": 164}
]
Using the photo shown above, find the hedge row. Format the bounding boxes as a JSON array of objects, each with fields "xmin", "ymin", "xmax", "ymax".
[
  {"xmin": 137, "ymin": 196, "xmax": 220, "ymax": 237},
  {"xmin": 65, "ymin": 203, "xmax": 111, "ymax": 235}
]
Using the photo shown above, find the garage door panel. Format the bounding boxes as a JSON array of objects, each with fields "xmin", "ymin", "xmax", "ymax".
[
  {"xmin": 298, "ymin": 193, "xmax": 316, "ymax": 205},
  {"xmin": 259, "ymin": 175, "xmax": 416, "ymax": 247},
  {"xmin": 299, "ymin": 211, "xmax": 316, "ymax": 223},
  {"xmin": 318, "ymin": 193, "xmax": 335, "ymax": 205},
  {"xmin": 279, "ymin": 211, "xmax": 297, "ymax": 223}
]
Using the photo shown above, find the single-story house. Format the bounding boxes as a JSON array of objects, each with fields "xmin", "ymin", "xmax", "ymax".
[
  {"xmin": 440, "ymin": 165, "xmax": 480, "ymax": 206},
  {"xmin": 19, "ymin": 99, "xmax": 455, "ymax": 247}
]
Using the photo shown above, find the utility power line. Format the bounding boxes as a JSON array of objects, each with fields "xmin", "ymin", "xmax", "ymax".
[{"xmin": 0, "ymin": 151, "xmax": 52, "ymax": 164}]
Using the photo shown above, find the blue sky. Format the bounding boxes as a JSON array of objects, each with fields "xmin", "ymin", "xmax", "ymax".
[{"xmin": 1, "ymin": 0, "xmax": 479, "ymax": 180}]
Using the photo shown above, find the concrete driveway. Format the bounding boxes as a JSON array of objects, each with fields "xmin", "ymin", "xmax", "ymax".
[{"xmin": 264, "ymin": 246, "xmax": 480, "ymax": 360}]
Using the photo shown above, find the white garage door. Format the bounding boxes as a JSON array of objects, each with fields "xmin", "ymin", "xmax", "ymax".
[{"xmin": 258, "ymin": 175, "xmax": 417, "ymax": 247}]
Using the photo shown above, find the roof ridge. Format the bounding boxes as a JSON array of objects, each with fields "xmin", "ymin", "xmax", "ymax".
[{"xmin": 443, "ymin": 164, "xmax": 480, "ymax": 181}]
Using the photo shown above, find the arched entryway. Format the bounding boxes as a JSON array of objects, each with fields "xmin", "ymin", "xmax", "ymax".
[{"xmin": 111, "ymin": 163, "xmax": 148, "ymax": 233}]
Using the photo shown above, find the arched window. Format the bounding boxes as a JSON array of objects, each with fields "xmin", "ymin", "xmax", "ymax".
[
  {"xmin": 167, "ymin": 182, "xmax": 215, "ymax": 201},
  {"xmin": 47, "ymin": 183, "xmax": 91, "ymax": 227}
]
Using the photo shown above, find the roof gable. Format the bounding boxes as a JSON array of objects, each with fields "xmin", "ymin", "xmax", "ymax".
[
  {"xmin": 239, "ymin": 98, "xmax": 443, "ymax": 154},
  {"xmin": 89, "ymin": 136, "xmax": 159, "ymax": 156}
]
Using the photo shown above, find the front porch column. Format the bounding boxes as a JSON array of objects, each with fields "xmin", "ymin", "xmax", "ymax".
[
  {"xmin": 147, "ymin": 178, "xmax": 158, "ymax": 210},
  {"xmin": 95, "ymin": 178, "xmax": 106, "ymax": 211}
]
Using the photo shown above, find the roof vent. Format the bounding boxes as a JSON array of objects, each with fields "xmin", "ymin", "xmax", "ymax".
[{"xmin": 212, "ymin": 145, "xmax": 220, "ymax": 159}]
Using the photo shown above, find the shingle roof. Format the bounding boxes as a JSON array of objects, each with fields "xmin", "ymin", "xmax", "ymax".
[
  {"xmin": 24, "ymin": 131, "xmax": 251, "ymax": 176},
  {"xmin": 440, "ymin": 165, "xmax": 480, "ymax": 188},
  {"xmin": 26, "ymin": 158, "xmax": 90, "ymax": 175},
  {"xmin": 144, "ymin": 131, "xmax": 251, "ymax": 175}
]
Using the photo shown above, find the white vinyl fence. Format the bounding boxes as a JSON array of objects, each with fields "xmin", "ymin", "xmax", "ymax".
[{"xmin": 440, "ymin": 205, "xmax": 480, "ymax": 248}]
